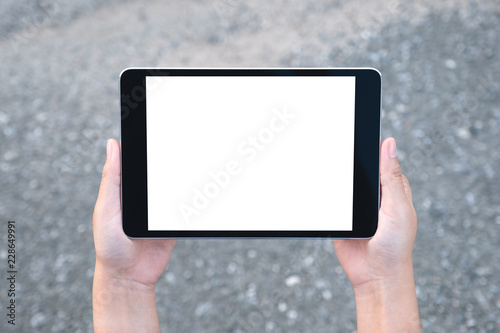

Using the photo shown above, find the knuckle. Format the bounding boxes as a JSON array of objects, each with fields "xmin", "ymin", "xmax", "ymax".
[
  {"xmin": 101, "ymin": 163, "xmax": 113, "ymax": 179},
  {"xmin": 401, "ymin": 174, "xmax": 412, "ymax": 190},
  {"xmin": 391, "ymin": 164, "xmax": 403, "ymax": 179},
  {"xmin": 101, "ymin": 162, "xmax": 120, "ymax": 184}
]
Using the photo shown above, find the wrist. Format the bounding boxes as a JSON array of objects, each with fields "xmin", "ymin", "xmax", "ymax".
[
  {"xmin": 93, "ymin": 261, "xmax": 160, "ymax": 333},
  {"xmin": 353, "ymin": 261, "xmax": 415, "ymax": 297},
  {"xmin": 94, "ymin": 260, "xmax": 156, "ymax": 292},
  {"xmin": 353, "ymin": 263, "xmax": 421, "ymax": 333}
]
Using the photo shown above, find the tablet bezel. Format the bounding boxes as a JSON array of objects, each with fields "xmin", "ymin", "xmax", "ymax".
[{"xmin": 120, "ymin": 68, "xmax": 381, "ymax": 238}]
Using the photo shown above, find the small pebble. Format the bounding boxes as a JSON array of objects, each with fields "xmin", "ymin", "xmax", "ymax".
[
  {"xmin": 445, "ymin": 59, "xmax": 457, "ymax": 69},
  {"xmin": 278, "ymin": 301, "xmax": 287, "ymax": 312},
  {"xmin": 322, "ymin": 290, "xmax": 332, "ymax": 301},
  {"xmin": 287, "ymin": 310, "xmax": 298, "ymax": 320},
  {"xmin": 285, "ymin": 275, "xmax": 301, "ymax": 287}
]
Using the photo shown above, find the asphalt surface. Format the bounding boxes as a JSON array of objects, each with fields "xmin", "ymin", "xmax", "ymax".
[{"xmin": 0, "ymin": 0, "xmax": 499, "ymax": 332}]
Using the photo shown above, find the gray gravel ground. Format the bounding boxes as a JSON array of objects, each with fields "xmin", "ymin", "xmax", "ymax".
[{"xmin": 1, "ymin": 0, "xmax": 499, "ymax": 332}]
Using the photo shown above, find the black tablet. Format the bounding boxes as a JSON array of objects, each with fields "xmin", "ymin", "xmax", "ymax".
[{"xmin": 120, "ymin": 68, "xmax": 381, "ymax": 238}]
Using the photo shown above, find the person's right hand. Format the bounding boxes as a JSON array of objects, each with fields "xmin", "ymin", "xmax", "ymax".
[
  {"xmin": 334, "ymin": 137, "xmax": 417, "ymax": 287},
  {"xmin": 334, "ymin": 137, "xmax": 420, "ymax": 332}
]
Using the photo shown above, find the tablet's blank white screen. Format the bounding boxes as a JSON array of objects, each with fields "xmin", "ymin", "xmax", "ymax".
[{"xmin": 146, "ymin": 76, "xmax": 355, "ymax": 231}]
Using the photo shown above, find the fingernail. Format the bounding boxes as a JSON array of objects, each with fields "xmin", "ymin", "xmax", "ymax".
[
  {"xmin": 106, "ymin": 139, "xmax": 112, "ymax": 159},
  {"xmin": 388, "ymin": 139, "xmax": 397, "ymax": 159}
]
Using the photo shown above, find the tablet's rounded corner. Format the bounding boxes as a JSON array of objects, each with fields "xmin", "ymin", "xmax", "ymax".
[
  {"xmin": 365, "ymin": 67, "xmax": 382, "ymax": 81},
  {"xmin": 366, "ymin": 221, "xmax": 378, "ymax": 239},
  {"xmin": 122, "ymin": 221, "xmax": 138, "ymax": 239},
  {"xmin": 119, "ymin": 67, "xmax": 135, "ymax": 81}
]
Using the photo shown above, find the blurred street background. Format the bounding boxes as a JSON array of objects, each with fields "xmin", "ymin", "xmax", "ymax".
[{"xmin": 0, "ymin": 0, "xmax": 499, "ymax": 332}]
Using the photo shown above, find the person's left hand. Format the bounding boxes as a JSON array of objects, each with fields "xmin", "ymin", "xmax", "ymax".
[{"xmin": 93, "ymin": 138, "xmax": 176, "ymax": 287}]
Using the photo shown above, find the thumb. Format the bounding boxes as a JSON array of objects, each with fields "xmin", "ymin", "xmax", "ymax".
[
  {"xmin": 379, "ymin": 138, "xmax": 410, "ymax": 216},
  {"xmin": 94, "ymin": 139, "xmax": 121, "ymax": 223}
]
